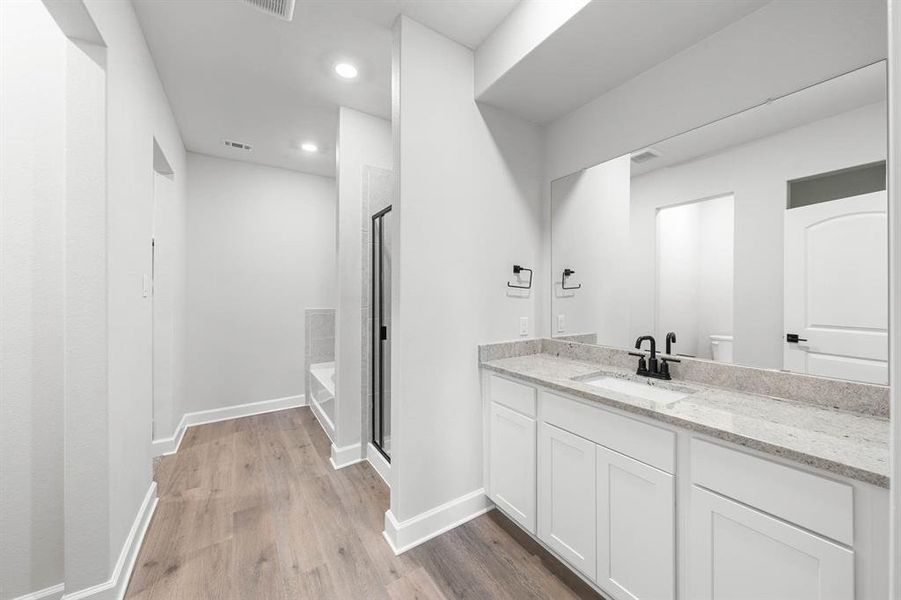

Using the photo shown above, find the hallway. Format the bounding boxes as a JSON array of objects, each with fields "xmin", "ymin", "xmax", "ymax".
[{"xmin": 125, "ymin": 408, "xmax": 600, "ymax": 599}]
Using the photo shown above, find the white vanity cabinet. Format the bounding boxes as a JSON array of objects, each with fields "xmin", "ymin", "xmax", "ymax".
[
  {"xmin": 487, "ymin": 375, "xmax": 537, "ymax": 533},
  {"xmin": 489, "ymin": 401, "xmax": 536, "ymax": 532},
  {"xmin": 690, "ymin": 487, "xmax": 854, "ymax": 600},
  {"xmin": 536, "ymin": 389, "xmax": 677, "ymax": 597},
  {"xmin": 482, "ymin": 371, "xmax": 884, "ymax": 600},
  {"xmin": 538, "ymin": 422, "xmax": 597, "ymax": 578},
  {"xmin": 596, "ymin": 445, "xmax": 674, "ymax": 600},
  {"xmin": 689, "ymin": 438, "xmax": 856, "ymax": 600}
]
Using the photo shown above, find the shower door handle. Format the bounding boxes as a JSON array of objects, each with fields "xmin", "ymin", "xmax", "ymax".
[{"xmin": 380, "ymin": 325, "xmax": 388, "ymax": 341}]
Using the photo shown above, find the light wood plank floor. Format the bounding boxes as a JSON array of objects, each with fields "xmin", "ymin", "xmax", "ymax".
[{"xmin": 126, "ymin": 407, "xmax": 603, "ymax": 599}]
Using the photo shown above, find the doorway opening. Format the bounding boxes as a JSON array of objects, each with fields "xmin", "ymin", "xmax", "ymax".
[
  {"xmin": 151, "ymin": 138, "xmax": 175, "ymax": 440},
  {"xmin": 655, "ymin": 193, "xmax": 734, "ymax": 361}
]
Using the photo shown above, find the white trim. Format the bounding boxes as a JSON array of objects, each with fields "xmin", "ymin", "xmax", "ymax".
[
  {"xmin": 62, "ymin": 482, "xmax": 158, "ymax": 600},
  {"xmin": 11, "ymin": 584, "xmax": 65, "ymax": 600},
  {"xmin": 889, "ymin": 1, "xmax": 901, "ymax": 595},
  {"xmin": 382, "ymin": 488, "xmax": 492, "ymax": 554},
  {"xmin": 366, "ymin": 442, "xmax": 391, "ymax": 487},
  {"xmin": 185, "ymin": 394, "xmax": 306, "ymax": 428},
  {"xmin": 152, "ymin": 394, "xmax": 306, "ymax": 456},
  {"xmin": 309, "ymin": 396, "xmax": 336, "ymax": 443},
  {"xmin": 151, "ymin": 414, "xmax": 187, "ymax": 456},
  {"xmin": 330, "ymin": 442, "xmax": 364, "ymax": 469}
]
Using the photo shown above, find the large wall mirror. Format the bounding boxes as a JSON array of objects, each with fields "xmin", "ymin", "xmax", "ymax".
[{"xmin": 551, "ymin": 61, "xmax": 888, "ymax": 385}]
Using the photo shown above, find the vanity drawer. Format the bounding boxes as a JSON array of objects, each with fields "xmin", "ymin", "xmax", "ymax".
[
  {"xmin": 490, "ymin": 375, "xmax": 537, "ymax": 417},
  {"xmin": 691, "ymin": 438, "xmax": 853, "ymax": 545},
  {"xmin": 540, "ymin": 390, "xmax": 675, "ymax": 473}
]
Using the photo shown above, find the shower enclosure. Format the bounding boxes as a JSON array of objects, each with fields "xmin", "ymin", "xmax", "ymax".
[{"xmin": 371, "ymin": 206, "xmax": 392, "ymax": 460}]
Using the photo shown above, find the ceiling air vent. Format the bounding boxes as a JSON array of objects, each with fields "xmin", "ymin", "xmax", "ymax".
[
  {"xmin": 631, "ymin": 148, "xmax": 661, "ymax": 164},
  {"xmin": 223, "ymin": 139, "xmax": 253, "ymax": 151},
  {"xmin": 241, "ymin": 0, "xmax": 296, "ymax": 21}
]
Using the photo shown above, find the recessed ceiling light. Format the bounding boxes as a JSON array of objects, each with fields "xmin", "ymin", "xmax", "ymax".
[
  {"xmin": 300, "ymin": 142, "xmax": 318, "ymax": 153},
  {"xmin": 334, "ymin": 62, "xmax": 358, "ymax": 79}
]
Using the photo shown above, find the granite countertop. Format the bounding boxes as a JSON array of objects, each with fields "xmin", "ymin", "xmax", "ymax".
[{"xmin": 480, "ymin": 352, "xmax": 890, "ymax": 488}]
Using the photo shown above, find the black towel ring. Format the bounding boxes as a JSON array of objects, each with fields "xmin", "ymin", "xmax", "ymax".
[
  {"xmin": 507, "ymin": 265, "xmax": 533, "ymax": 289},
  {"xmin": 562, "ymin": 268, "xmax": 581, "ymax": 290}
]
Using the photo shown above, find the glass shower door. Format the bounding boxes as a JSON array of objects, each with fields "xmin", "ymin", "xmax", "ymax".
[{"xmin": 372, "ymin": 207, "xmax": 391, "ymax": 460}]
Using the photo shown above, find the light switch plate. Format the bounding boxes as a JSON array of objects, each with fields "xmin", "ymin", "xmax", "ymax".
[
  {"xmin": 519, "ymin": 317, "xmax": 528, "ymax": 336},
  {"xmin": 557, "ymin": 314, "xmax": 565, "ymax": 333}
]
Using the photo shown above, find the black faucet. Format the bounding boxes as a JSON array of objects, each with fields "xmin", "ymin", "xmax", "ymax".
[
  {"xmin": 666, "ymin": 332, "xmax": 677, "ymax": 355},
  {"xmin": 635, "ymin": 335, "xmax": 657, "ymax": 374},
  {"xmin": 629, "ymin": 334, "xmax": 680, "ymax": 380}
]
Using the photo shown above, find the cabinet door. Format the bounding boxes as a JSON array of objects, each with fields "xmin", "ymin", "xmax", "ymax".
[
  {"xmin": 489, "ymin": 402, "xmax": 536, "ymax": 532},
  {"xmin": 597, "ymin": 445, "xmax": 674, "ymax": 600},
  {"xmin": 690, "ymin": 486, "xmax": 854, "ymax": 600},
  {"xmin": 538, "ymin": 422, "xmax": 596, "ymax": 579}
]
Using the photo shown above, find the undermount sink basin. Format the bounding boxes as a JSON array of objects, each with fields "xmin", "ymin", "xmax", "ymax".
[{"xmin": 581, "ymin": 375, "xmax": 691, "ymax": 406}]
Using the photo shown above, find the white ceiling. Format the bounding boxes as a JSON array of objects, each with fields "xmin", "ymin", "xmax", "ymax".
[
  {"xmin": 630, "ymin": 61, "xmax": 887, "ymax": 178},
  {"xmin": 133, "ymin": 0, "xmax": 519, "ymax": 177},
  {"xmin": 476, "ymin": 0, "xmax": 769, "ymax": 124}
]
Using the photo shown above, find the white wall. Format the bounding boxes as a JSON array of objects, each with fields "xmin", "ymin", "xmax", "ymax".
[
  {"xmin": 62, "ymin": 27, "xmax": 109, "ymax": 596},
  {"xmin": 473, "ymin": 0, "xmax": 589, "ymax": 96},
  {"xmin": 1, "ymin": 1, "xmax": 157, "ymax": 596},
  {"xmin": 0, "ymin": 2, "xmax": 67, "ymax": 595},
  {"xmin": 186, "ymin": 153, "xmax": 336, "ymax": 414},
  {"xmin": 544, "ymin": 0, "xmax": 887, "ymax": 183},
  {"xmin": 79, "ymin": 0, "xmax": 188, "ymax": 585},
  {"xmin": 550, "ymin": 156, "xmax": 631, "ymax": 341},
  {"xmin": 630, "ymin": 102, "xmax": 886, "ymax": 368},
  {"xmin": 390, "ymin": 16, "xmax": 544, "ymax": 524},
  {"xmin": 334, "ymin": 107, "xmax": 391, "ymax": 455}
]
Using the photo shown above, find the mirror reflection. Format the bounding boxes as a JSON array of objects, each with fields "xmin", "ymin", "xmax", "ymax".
[{"xmin": 552, "ymin": 62, "xmax": 887, "ymax": 384}]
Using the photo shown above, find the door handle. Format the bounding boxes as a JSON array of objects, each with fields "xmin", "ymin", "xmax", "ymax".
[{"xmin": 786, "ymin": 333, "xmax": 808, "ymax": 343}]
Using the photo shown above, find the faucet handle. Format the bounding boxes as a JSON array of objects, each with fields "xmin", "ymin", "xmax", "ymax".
[{"xmin": 629, "ymin": 352, "xmax": 648, "ymax": 375}]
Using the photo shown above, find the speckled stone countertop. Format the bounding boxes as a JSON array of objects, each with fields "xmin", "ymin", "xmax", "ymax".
[{"xmin": 480, "ymin": 352, "xmax": 890, "ymax": 488}]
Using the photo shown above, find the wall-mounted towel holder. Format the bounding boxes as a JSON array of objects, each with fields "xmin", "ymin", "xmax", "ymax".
[
  {"xmin": 562, "ymin": 268, "xmax": 581, "ymax": 290},
  {"xmin": 507, "ymin": 265, "xmax": 533, "ymax": 289}
]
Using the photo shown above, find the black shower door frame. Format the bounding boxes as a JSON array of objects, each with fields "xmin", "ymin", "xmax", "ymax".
[{"xmin": 371, "ymin": 206, "xmax": 391, "ymax": 462}]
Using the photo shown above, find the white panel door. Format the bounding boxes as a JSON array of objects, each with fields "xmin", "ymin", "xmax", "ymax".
[
  {"xmin": 784, "ymin": 191, "xmax": 887, "ymax": 384},
  {"xmin": 597, "ymin": 446, "xmax": 674, "ymax": 600},
  {"xmin": 538, "ymin": 423, "xmax": 596, "ymax": 579},
  {"xmin": 489, "ymin": 402, "xmax": 536, "ymax": 533},
  {"xmin": 690, "ymin": 487, "xmax": 854, "ymax": 600}
]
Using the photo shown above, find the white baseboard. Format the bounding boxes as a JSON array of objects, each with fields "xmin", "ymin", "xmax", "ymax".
[
  {"xmin": 151, "ymin": 414, "xmax": 187, "ymax": 456},
  {"xmin": 309, "ymin": 397, "xmax": 335, "ymax": 443},
  {"xmin": 63, "ymin": 482, "xmax": 158, "ymax": 600},
  {"xmin": 382, "ymin": 488, "xmax": 492, "ymax": 555},
  {"xmin": 185, "ymin": 394, "xmax": 306, "ymax": 428},
  {"xmin": 330, "ymin": 442, "xmax": 364, "ymax": 469},
  {"xmin": 11, "ymin": 583, "xmax": 65, "ymax": 600},
  {"xmin": 366, "ymin": 443, "xmax": 391, "ymax": 487},
  {"xmin": 152, "ymin": 394, "xmax": 306, "ymax": 457}
]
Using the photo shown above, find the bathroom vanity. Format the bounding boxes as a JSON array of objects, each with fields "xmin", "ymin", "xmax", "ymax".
[
  {"xmin": 483, "ymin": 48, "xmax": 893, "ymax": 600},
  {"xmin": 479, "ymin": 339, "xmax": 889, "ymax": 600}
]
